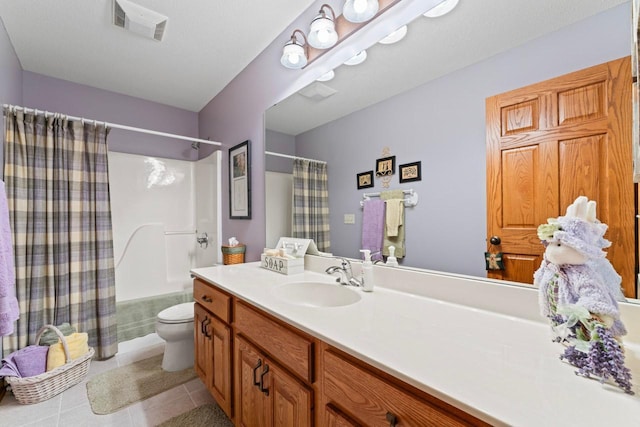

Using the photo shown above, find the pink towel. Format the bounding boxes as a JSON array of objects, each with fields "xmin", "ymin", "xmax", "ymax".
[
  {"xmin": 361, "ymin": 199, "xmax": 385, "ymax": 262},
  {"xmin": 0, "ymin": 180, "xmax": 19, "ymax": 336}
]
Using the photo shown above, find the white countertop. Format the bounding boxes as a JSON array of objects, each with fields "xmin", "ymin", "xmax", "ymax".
[{"xmin": 191, "ymin": 262, "xmax": 640, "ymax": 426}]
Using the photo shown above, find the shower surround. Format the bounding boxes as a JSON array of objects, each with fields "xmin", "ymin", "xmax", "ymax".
[{"xmin": 108, "ymin": 151, "xmax": 220, "ymax": 340}]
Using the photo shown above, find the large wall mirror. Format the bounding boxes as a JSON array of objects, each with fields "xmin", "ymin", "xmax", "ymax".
[{"xmin": 265, "ymin": 1, "xmax": 637, "ymax": 297}]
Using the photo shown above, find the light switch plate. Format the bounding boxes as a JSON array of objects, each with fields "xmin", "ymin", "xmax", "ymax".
[{"xmin": 344, "ymin": 214, "xmax": 355, "ymax": 224}]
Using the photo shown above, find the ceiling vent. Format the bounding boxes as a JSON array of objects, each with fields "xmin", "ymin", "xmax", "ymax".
[
  {"xmin": 113, "ymin": 0, "xmax": 167, "ymax": 41},
  {"xmin": 297, "ymin": 82, "xmax": 337, "ymax": 102}
]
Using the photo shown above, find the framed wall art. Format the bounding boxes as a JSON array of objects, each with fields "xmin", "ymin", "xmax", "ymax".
[
  {"xmin": 357, "ymin": 171, "xmax": 374, "ymax": 189},
  {"xmin": 375, "ymin": 155, "xmax": 395, "ymax": 177},
  {"xmin": 229, "ymin": 140, "xmax": 251, "ymax": 219},
  {"xmin": 399, "ymin": 161, "xmax": 422, "ymax": 183}
]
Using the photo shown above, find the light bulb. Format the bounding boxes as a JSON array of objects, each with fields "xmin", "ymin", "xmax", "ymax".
[
  {"xmin": 423, "ymin": 0, "xmax": 459, "ymax": 18},
  {"xmin": 354, "ymin": 0, "xmax": 367, "ymax": 13},
  {"xmin": 379, "ymin": 25, "xmax": 407, "ymax": 45},
  {"xmin": 318, "ymin": 29, "xmax": 329, "ymax": 43},
  {"xmin": 288, "ymin": 54, "xmax": 299, "ymax": 65}
]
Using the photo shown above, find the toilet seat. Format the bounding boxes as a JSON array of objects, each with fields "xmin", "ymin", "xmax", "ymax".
[{"xmin": 157, "ymin": 302, "xmax": 194, "ymax": 324}]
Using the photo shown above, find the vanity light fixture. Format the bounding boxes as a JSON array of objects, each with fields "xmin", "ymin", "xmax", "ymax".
[
  {"xmin": 378, "ymin": 25, "xmax": 407, "ymax": 45},
  {"xmin": 343, "ymin": 0, "xmax": 379, "ymax": 23},
  {"xmin": 344, "ymin": 50, "xmax": 367, "ymax": 66},
  {"xmin": 308, "ymin": 4, "xmax": 338, "ymax": 49},
  {"xmin": 316, "ymin": 70, "xmax": 335, "ymax": 82},
  {"xmin": 280, "ymin": 29, "xmax": 308, "ymax": 69},
  {"xmin": 423, "ymin": 0, "xmax": 459, "ymax": 18}
]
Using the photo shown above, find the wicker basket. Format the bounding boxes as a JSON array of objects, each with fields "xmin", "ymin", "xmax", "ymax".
[
  {"xmin": 5, "ymin": 325, "xmax": 94, "ymax": 405},
  {"xmin": 221, "ymin": 244, "xmax": 246, "ymax": 265}
]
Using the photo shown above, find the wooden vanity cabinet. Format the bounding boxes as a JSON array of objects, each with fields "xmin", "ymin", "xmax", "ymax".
[
  {"xmin": 234, "ymin": 300, "xmax": 314, "ymax": 427},
  {"xmin": 235, "ymin": 336, "xmax": 313, "ymax": 427},
  {"xmin": 193, "ymin": 279, "xmax": 232, "ymax": 418},
  {"xmin": 193, "ymin": 277, "xmax": 487, "ymax": 426},
  {"xmin": 321, "ymin": 345, "xmax": 487, "ymax": 427}
]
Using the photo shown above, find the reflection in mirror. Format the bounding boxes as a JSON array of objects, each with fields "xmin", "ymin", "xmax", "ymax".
[{"xmin": 265, "ymin": 1, "xmax": 637, "ymax": 297}]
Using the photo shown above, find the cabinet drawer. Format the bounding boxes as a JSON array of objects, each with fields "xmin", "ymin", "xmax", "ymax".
[
  {"xmin": 193, "ymin": 278, "xmax": 231, "ymax": 323},
  {"xmin": 323, "ymin": 350, "xmax": 476, "ymax": 427},
  {"xmin": 234, "ymin": 301, "xmax": 313, "ymax": 383}
]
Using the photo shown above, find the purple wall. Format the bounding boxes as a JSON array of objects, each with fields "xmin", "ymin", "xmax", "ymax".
[
  {"xmin": 0, "ymin": 17, "xmax": 23, "ymax": 170},
  {"xmin": 22, "ymin": 72, "xmax": 200, "ymax": 161},
  {"xmin": 294, "ymin": 3, "xmax": 632, "ymax": 277},
  {"xmin": 265, "ymin": 129, "xmax": 296, "ymax": 173}
]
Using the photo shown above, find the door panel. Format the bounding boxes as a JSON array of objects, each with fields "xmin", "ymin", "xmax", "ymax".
[
  {"xmin": 235, "ymin": 337, "xmax": 269, "ymax": 427},
  {"xmin": 486, "ymin": 56, "xmax": 635, "ymax": 297}
]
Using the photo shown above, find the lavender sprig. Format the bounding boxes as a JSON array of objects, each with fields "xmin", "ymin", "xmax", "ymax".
[{"xmin": 561, "ymin": 325, "xmax": 634, "ymax": 395}]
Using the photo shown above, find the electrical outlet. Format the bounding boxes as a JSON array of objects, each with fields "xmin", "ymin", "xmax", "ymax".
[{"xmin": 344, "ymin": 214, "xmax": 355, "ymax": 224}]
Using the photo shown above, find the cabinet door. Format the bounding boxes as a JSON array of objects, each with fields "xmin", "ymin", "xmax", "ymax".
[
  {"xmin": 210, "ymin": 315, "xmax": 232, "ymax": 417},
  {"xmin": 324, "ymin": 404, "xmax": 361, "ymax": 427},
  {"xmin": 235, "ymin": 337, "xmax": 270, "ymax": 427},
  {"xmin": 269, "ymin": 360, "xmax": 313, "ymax": 427},
  {"xmin": 194, "ymin": 303, "xmax": 212, "ymax": 387}
]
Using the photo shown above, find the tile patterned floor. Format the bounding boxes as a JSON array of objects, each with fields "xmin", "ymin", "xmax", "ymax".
[{"xmin": 0, "ymin": 334, "xmax": 215, "ymax": 426}]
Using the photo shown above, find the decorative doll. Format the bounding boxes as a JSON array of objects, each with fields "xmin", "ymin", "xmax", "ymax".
[{"xmin": 534, "ymin": 196, "xmax": 633, "ymax": 394}]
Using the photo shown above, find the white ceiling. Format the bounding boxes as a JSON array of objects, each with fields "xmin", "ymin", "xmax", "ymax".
[
  {"xmin": 0, "ymin": 0, "xmax": 316, "ymax": 112},
  {"xmin": 0, "ymin": 0, "xmax": 629, "ymax": 123},
  {"xmin": 266, "ymin": 0, "xmax": 629, "ymax": 136}
]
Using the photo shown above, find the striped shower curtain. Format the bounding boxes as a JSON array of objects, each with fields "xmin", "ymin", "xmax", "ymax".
[
  {"xmin": 292, "ymin": 158, "xmax": 330, "ymax": 252},
  {"xmin": 2, "ymin": 108, "xmax": 117, "ymax": 359}
]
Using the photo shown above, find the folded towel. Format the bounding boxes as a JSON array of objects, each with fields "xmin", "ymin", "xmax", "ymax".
[
  {"xmin": 361, "ymin": 199, "xmax": 385, "ymax": 262},
  {"xmin": 380, "ymin": 190, "xmax": 406, "ymax": 258},
  {"xmin": 0, "ymin": 353, "xmax": 20, "ymax": 377},
  {"xmin": 14, "ymin": 345, "xmax": 49, "ymax": 377},
  {"xmin": 46, "ymin": 332, "xmax": 89, "ymax": 371},
  {"xmin": 38, "ymin": 323, "xmax": 76, "ymax": 346},
  {"xmin": 0, "ymin": 345, "xmax": 49, "ymax": 378},
  {"xmin": 0, "ymin": 180, "xmax": 19, "ymax": 337}
]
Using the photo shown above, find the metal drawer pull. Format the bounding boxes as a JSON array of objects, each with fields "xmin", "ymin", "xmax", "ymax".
[
  {"xmin": 259, "ymin": 364, "xmax": 270, "ymax": 396},
  {"xmin": 201, "ymin": 295, "xmax": 213, "ymax": 303},
  {"xmin": 202, "ymin": 318, "xmax": 211, "ymax": 338},
  {"xmin": 252, "ymin": 359, "xmax": 262, "ymax": 386},
  {"xmin": 200, "ymin": 316, "xmax": 208, "ymax": 334},
  {"xmin": 386, "ymin": 412, "xmax": 397, "ymax": 427}
]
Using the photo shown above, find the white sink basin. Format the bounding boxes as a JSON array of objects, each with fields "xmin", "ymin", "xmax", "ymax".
[{"xmin": 272, "ymin": 281, "xmax": 361, "ymax": 308}]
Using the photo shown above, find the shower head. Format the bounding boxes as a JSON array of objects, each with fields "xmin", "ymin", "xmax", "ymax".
[{"xmin": 191, "ymin": 141, "xmax": 200, "ymax": 150}]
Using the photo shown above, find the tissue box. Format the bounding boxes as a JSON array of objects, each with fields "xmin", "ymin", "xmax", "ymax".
[{"xmin": 260, "ymin": 254, "xmax": 304, "ymax": 275}]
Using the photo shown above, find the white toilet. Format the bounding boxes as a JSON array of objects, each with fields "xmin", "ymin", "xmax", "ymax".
[{"xmin": 155, "ymin": 302, "xmax": 195, "ymax": 372}]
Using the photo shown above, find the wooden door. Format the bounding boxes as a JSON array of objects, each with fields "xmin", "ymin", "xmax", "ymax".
[
  {"xmin": 269, "ymin": 359, "xmax": 313, "ymax": 427},
  {"xmin": 235, "ymin": 337, "xmax": 270, "ymax": 427},
  {"xmin": 194, "ymin": 303, "xmax": 212, "ymax": 387},
  {"xmin": 210, "ymin": 315, "xmax": 232, "ymax": 418},
  {"xmin": 486, "ymin": 56, "xmax": 635, "ymax": 297}
]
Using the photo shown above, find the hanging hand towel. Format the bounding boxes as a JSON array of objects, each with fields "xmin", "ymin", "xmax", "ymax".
[
  {"xmin": 380, "ymin": 190, "xmax": 406, "ymax": 258},
  {"xmin": 0, "ymin": 180, "xmax": 19, "ymax": 337},
  {"xmin": 385, "ymin": 199, "xmax": 404, "ymax": 237},
  {"xmin": 361, "ymin": 199, "xmax": 385, "ymax": 262}
]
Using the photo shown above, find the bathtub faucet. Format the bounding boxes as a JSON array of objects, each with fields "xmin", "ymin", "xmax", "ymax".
[{"xmin": 196, "ymin": 232, "xmax": 209, "ymax": 249}]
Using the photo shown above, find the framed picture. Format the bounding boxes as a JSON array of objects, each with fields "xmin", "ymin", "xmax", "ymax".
[
  {"xmin": 229, "ymin": 140, "xmax": 251, "ymax": 219},
  {"xmin": 399, "ymin": 161, "xmax": 422, "ymax": 183},
  {"xmin": 375, "ymin": 156, "xmax": 395, "ymax": 177},
  {"xmin": 357, "ymin": 171, "xmax": 374, "ymax": 189}
]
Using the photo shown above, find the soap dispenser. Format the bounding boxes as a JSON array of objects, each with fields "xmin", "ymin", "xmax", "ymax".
[
  {"xmin": 386, "ymin": 246, "xmax": 399, "ymax": 267},
  {"xmin": 359, "ymin": 249, "xmax": 374, "ymax": 292}
]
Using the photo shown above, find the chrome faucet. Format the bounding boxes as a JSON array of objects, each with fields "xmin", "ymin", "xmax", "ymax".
[{"xmin": 325, "ymin": 258, "xmax": 363, "ymax": 287}]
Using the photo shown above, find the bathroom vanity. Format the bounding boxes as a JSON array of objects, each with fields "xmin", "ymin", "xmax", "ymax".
[{"xmin": 191, "ymin": 256, "xmax": 640, "ymax": 426}]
